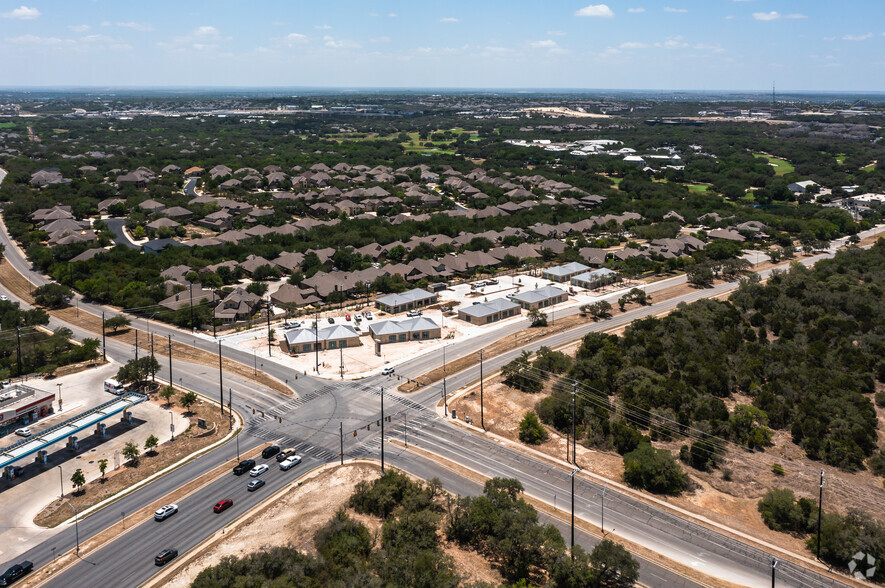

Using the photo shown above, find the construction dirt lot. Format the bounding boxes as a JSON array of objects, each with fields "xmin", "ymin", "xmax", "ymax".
[
  {"xmin": 164, "ymin": 462, "xmax": 503, "ymax": 587},
  {"xmin": 449, "ymin": 371, "xmax": 885, "ymax": 567}
]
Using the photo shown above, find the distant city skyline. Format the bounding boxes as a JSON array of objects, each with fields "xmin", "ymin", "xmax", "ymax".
[{"xmin": 1, "ymin": 1, "xmax": 884, "ymax": 91}]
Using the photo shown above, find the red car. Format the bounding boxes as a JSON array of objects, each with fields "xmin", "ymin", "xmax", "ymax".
[
  {"xmin": 345, "ymin": 314, "xmax": 351, "ymax": 321},
  {"xmin": 213, "ymin": 499, "xmax": 233, "ymax": 513}
]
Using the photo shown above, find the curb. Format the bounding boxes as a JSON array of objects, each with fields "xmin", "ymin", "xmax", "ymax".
[{"xmin": 54, "ymin": 382, "xmax": 243, "ymax": 527}]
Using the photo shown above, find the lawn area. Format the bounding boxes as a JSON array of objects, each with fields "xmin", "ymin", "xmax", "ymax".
[
  {"xmin": 863, "ymin": 162, "xmax": 877, "ymax": 172},
  {"xmin": 0, "ymin": 122, "xmax": 16, "ymax": 129},
  {"xmin": 836, "ymin": 153, "xmax": 846, "ymax": 165},
  {"xmin": 754, "ymin": 153, "xmax": 795, "ymax": 176},
  {"xmin": 687, "ymin": 184, "xmax": 709, "ymax": 192}
]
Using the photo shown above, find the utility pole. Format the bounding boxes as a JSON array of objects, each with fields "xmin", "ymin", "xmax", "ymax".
[
  {"xmin": 101, "ymin": 312, "xmax": 106, "ymax": 360},
  {"xmin": 340, "ymin": 345, "xmax": 344, "ymax": 379},
  {"xmin": 167, "ymin": 335, "xmax": 172, "ymax": 388},
  {"xmin": 212, "ymin": 290, "xmax": 217, "ymax": 338},
  {"xmin": 189, "ymin": 282, "xmax": 194, "ymax": 328},
  {"xmin": 571, "ymin": 381, "xmax": 577, "ymax": 465},
  {"xmin": 771, "ymin": 558, "xmax": 778, "ymax": 588},
  {"xmin": 218, "ymin": 341, "xmax": 223, "ymax": 416},
  {"xmin": 380, "ymin": 387, "xmax": 385, "ymax": 472},
  {"xmin": 134, "ymin": 330, "xmax": 138, "ymax": 361},
  {"xmin": 15, "ymin": 327, "xmax": 22, "ymax": 376},
  {"xmin": 339, "ymin": 422, "xmax": 344, "ymax": 466},
  {"xmin": 150, "ymin": 333, "xmax": 155, "ymax": 382},
  {"xmin": 442, "ymin": 344, "xmax": 448, "ymax": 416},
  {"xmin": 404, "ymin": 413, "xmax": 407, "ymax": 448},
  {"xmin": 601, "ymin": 484, "xmax": 607, "ymax": 534},
  {"xmin": 314, "ymin": 310, "xmax": 319, "ymax": 373},
  {"xmin": 266, "ymin": 302, "xmax": 272, "ymax": 356},
  {"xmin": 569, "ymin": 468, "xmax": 577, "ymax": 557},
  {"xmin": 817, "ymin": 470, "xmax": 824, "ymax": 561},
  {"xmin": 228, "ymin": 388, "xmax": 233, "ymax": 430},
  {"xmin": 478, "ymin": 350, "xmax": 485, "ymax": 430}
]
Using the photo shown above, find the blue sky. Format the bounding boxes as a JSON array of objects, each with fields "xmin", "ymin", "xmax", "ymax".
[{"xmin": 1, "ymin": 1, "xmax": 884, "ymax": 91}]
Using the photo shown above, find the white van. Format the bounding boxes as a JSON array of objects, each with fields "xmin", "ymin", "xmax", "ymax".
[{"xmin": 104, "ymin": 379, "xmax": 126, "ymax": 395}]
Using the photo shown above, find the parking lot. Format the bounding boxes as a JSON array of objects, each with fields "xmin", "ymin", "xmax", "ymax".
[{"xmin": 207, "ymin": 271, "xmax": 644, "ymax": 379}]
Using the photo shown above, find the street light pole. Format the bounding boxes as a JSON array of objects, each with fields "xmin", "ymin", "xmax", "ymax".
[
  {"xmin": 817, "ymin": 470, "xmax": 825, "ymax": 561},
  {"xmin": 380, "ymin": 386, "xmax": 385, "ymax": 472},
  {"xmin": 314, "ymin": 310, "xmax": 320, "ymax": 373},
  {"xmin": 571, "ymin": 381, "xmax": 577, "ymax": 465},
  {"xmin": 167, "ymin": 334, "xmax": 172, "ymax": 387},
  {"xmin": 170, "ymin": 411, "xmax": 174, "ymax": 441},
  {"xmin": 56, "ymin": 383, "xmax": 62, "ymax": 411},
  {"xmin": 57, "ymin": 465, "xmax": 63, "ymax": 499},
  {"xmin": 477, "ymin": 350, "xmax": 485, "ymax": 430},
  {"xmin": 101, "ymin": 311, "xmax": 106, "ymax": 361},
  {"xmin": 771, "ymin": 558, "xmax": 778, "ymax": 588},
  {"xmin": 442, "ymin": 344, "xmax": 448, "ymax": 417},
  {"xmin": 218, "ymin": 341, "xmax": 223, "ymax": 416},
  {"xmin": 569, "ymin": 468, "xmax": 577, "ymax": 557}
]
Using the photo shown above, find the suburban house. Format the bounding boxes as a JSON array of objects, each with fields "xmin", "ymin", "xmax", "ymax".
[
  {"xmin": 457, "ymin": 298, "xmax": 521, "ymax": 325},
  {"xmin": 143, "ymin": 238, "xmax": 190, "ymax": 255},
  {"xmin": 214, "ymin": 288, "xmax": 263, "ymax": 323},
  {"xmin": 510, "ymin": 285, "xmax": 568, "ymax": 311},
  {"xmin": 270, "ymin": 284, "xmax": 322, "ymax": 307},
  {"xmin": 374, "ymin": 288, "xmax": 438, "ymax": 314},
  {"xmin": 542, "ymin": 262, "xmax": 591, "ymax": 283},
  {"xmin": 368, "ymin": 317, "xmax": 441, "ymax": 344},
  {"xmin": 159, "ymin": 287, "xmax": 217, "ymax": 311},
  {"xmin": 570, "ymin": 268, "xmax": 618, "ymax": 290},
  {"xmin": 283, "ymin": 324, "xmax": 361, "ymax": 354}
]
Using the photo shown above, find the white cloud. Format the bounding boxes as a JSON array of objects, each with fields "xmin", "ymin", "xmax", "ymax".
[
  {"xmin": 370, "ymin": 36, "xmax": 391, "ymax": 43},
  {"xmin": 388, "ymin": 13, "xmax": 397, "ymax": 17},
  {"xmin": 693, "ymin": 43, "xmax": 725, "ymax": 53},
  {"xmin": 80, "ymin": 34, "xmax": 115, "ymax": 43},
  {"xmin": 285, "ymin": 33, "xmax": 309, "ymax": 45},
  {"xmin": 663, "ymin": 7, "xmax": 688, "ymax": 13},
  {"xmin": 627, "ymin": 8, "xmax": 645, "ymax": 13},
  {"xmin": 547, "ymin": 30, "xmax": 567, "ymax": 36},
  {"xmin": 843, "ymin": 33, "xmax": 873, "ymax": 41},
  {"xmin": 194, "ymin": 26, "xmax": 219, "ymax": 37},
  {"xmin": 314, "ymin": 24, "xmax": 332, "ymax": 30},
  {"xmin": 416, "ymin": 47, "xmax": 432, "ymax": 53},
  {"xmin": 2, "ymin": 5, "xmax": 40, "ymax": 19},
  {"xmin": 116, "ymin": 22, "xmax": 153, "ymax": 31},
  {"xmin": 323, "ymin": 35, "xmax": 360, "ymax": 49},
  {"xmin": 658, "ymin": 35, "xmax": 688, "ymax": 48},
  {"xmin": 440, "ymin": 17, "xmax": 459, "ymax": 23},
  {"xmin": 724, "ymin": 15, "xmax": 735, "ymax": 20},
  {"xmin": 785, "ymin": 13, "xmax": 807, "ymax": 19},
  {"xmin": 753, "ymin": 12, "xmax": 781, "ymax": 21},
  {"xmin": 529, "ymin": 39, "xmax": 558, "ymax": 49},
  {"xmin": 68, "ymin": 24, "xmax": 90, "ymax": 32},
  {"xmin": 575, "ymin": 4, "xmax": 614, "ymax": 18},
  {"xmin": 619, "ymin": 41, "xmax": 648, "ymax": 49}
]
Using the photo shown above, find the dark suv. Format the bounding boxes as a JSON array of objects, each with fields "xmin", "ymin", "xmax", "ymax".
[
  {"xmin": 262, "ymin": 445, "xmax": 281, "ymax": 459},
  {"xmin": 154, "ymin": 548, "xmax": 178, "ymax": 566},
  {"xmin": 0, "ymin": 561, "xmax": 33, "ymax": 586},
  {"xmin": 233, "ymin": 459, "xmax": 256, "ymax": 475}
]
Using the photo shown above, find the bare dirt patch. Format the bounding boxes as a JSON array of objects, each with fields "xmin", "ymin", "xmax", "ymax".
[{"xmin": 34, "ymin": 395, "xmax": 230, "ymax": 528}]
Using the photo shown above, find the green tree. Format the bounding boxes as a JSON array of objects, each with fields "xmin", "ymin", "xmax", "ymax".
[
  {"xmin": 33, "ymin": 284, "xmax": 74, "ymax": 308},
  {"xmin": 686, "ymin": 264, "xmax": 715, "ymax": 287},
  {"xmin": 588, "ymin": 539, "xmax": 640, "ymax": 587},
  {"xmin": 622, "ymin": 443, "xmax": 688, "ymax": 495},
  {"xmin": 97, "ymin": 458, "xmax": 108, "ymax": 481},
  {"xmin": 179, "ymin": 391, "xmax": 198, "ymax": 413},
  {"xmin": 757, "ymin": 488, "xmax": 814, "ymax": 534},
  {"xmin": 584, "ymin": 300, "xmax": 612, "ymax": 320},
  {"xmin": 105, "ymin": 315, "xmax": 131, "ymax": 333},
  {"xmin": 71, "ymin": 468, "xmax": 86, "ymax": 493},
  {"xmin": 115, "ymin": 356, "xmax": 160, "ymax": 385},
  {"xmin": 122, "ymin": 441, "xmax": 140, "ymax": 464},
  {"xmin": 528, "ymin": 308, "xmax": 548, "ymax": 327},
  {"xmin": 502, "ymin": 351, "xmax": 542, "ymax": 393},
  {"xmin": 518, "ymin": 411, "xmax": 549, "ymax": 445},
  {"xmin": 144, "ymin": 434, "xmax": 159, "ymax": 455},
  {"xmin": 159, "ymin": 385, "xmax": 175, "ymax": 406}
]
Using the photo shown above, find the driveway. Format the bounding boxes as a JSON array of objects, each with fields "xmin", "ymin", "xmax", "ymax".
[{"xmin": 104, "ymin": 218, "xmax": 140, "ymax": 250}]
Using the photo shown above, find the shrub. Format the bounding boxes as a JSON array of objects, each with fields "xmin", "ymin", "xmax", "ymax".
[
  {"xmin": 518, "ymin": 411, "xmax": 548, "ymax": 445},
  {"xmin": 875, "ymin": 391, "xmax": 885, "ymax": 408},
  {"xmin": 611, "ymin": 420, "xmax": 646, "ymax": 455},
  {"xmin": 533, "ymin": 346, "xmax": 572, "ymax": 376},
  {"xmin": 868, "ymin": 448, "xmax": 885, "ymax": 477},
  {"xmin": 502, "ymin": 351, "xmax": 542, "ymax": 393},
  {"xmin": 758, "ymin": 488, "xmax": 805, "ymax": 533},
  {"xmin": 33, "ymin": 283, "xmax": 74, "ymax": 308},
  {"xmin": 622, "ymin": 443, "xmax": 689, "ymax": 495},
  {"xmin": 771, "ymin": 463, "xmax": 785, "ymax": 476},
  {"xmin": 349, "ymin": 469, "xmax": 441, "ymax": 518},
  {"xmin": 721, "ymin": 467, "xmax": 733, "ymax": 481}
]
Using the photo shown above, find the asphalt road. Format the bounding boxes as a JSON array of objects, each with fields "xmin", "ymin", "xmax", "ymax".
[
  {"xmin": 2, "ymin": 222, "xmax": 879, "ymax": 586},
  {"xmin": 104, "ymin": 218, "xmax": 140, "ymax": 250}
]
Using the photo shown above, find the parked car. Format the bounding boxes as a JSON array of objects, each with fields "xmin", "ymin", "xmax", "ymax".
[
  {"xmin": 262, "ymin": 445, "xmax": 281, "ymax": 459},
  {"xmin": 247, "ymin": 478, "xmax": 265, "ymax": 492},
  {"xmin": 486, "ymin": 278, "xmax": 499, "ymax": 285},
  {"xmin": 345, "ymin": 314, "xmax": 351, "ymax": 321},
  {"xmin": 213, "ymin": 498, "xmax": 233, "ymax": 513},
  {"xmin": 381, "ymin": 366, "xmax": 395, "ymax": 376},
  {"xmin": 0, "ymin": 295, "xmax": 8, "ymax": 302},
  {"xmin": 154, "ymin": 504, "xmax": 178, "ymax": 521},
  {"xmin": 14, "ymin": 428, "xmax": 31, "ymax": 438},
  {"xmin": 406, "ymin": 309, "xmax": 422, "ymax": 317},
  {"xmin": 249, "ymin": 464, "xmax": 268, "ymax": 477},
  {"xmin": 280, "ymin": 455, "xmax": 302, "ymax": 470},
  {"xmin": 276, "ymin": 447, "xmax": 297, "ymax": 462},
  {"xmin": 0, "ymin": 561, "xmax": 32, "ymax": 586},
  {"xmin": 233, "ymin": 459, "xmax": 256, "ymax": 475},
  {"xmin": 327, "ymin": 317, "xmax": 335, "ymax": 324},
  {"xmin": 363, "ymin": 311, "xmax": 374, "ymax": 320},
  {"xmin": 154, "ymin": 549, "xmax": 178, "ymax": 566}
]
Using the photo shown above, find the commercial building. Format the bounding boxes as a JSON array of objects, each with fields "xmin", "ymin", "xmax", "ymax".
[
  {"xmin": 571, "ymin": 268, "xmax": 618, "ymax": 290},
  {"xmin": 458, "ymin": 298, "xmax": 521, "ymax": 325},
  {"xmin": 542, "ymin": 262, "xmax": 591, "ymax": 283},
  {"xmin": 374, "ymin": 288, "xmax": 437, "ymax": 314},
  {"xmin": 0, "ymin": 385, "xmax": 55, "ymax": 437},
  {"xmin": 369, "ymin": 317, "xmax": 441, "ymax": 344},
  {"xmin": 283, "ymin": 324, "xmax": 361, "ymax": 354},
  {"xmin": 510, "ymin": 285, "xmax": 568, "ymax": 311}
]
